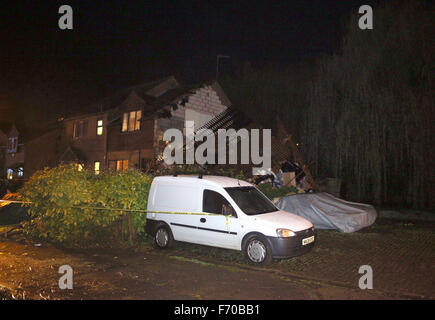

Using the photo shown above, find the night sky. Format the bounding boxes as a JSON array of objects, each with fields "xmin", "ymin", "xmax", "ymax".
[{"xmin": 0, "ymin": 0, "xmax": 381, "ymax": 123}]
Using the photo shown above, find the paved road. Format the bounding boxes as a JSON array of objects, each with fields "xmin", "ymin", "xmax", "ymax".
[
  {"xmin": 1, "ymin": 218, "xmax": 434, "ymax": 300},
  {"xmin": 0, "ymin": 240, "xmax": 409, "ymax": 300}
]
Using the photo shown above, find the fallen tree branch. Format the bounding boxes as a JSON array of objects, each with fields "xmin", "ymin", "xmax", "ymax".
[{"xmin": 0, "ymin": 223, "xmax": 22, "ymax": 238}]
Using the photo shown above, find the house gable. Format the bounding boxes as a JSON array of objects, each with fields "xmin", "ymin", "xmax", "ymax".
[
  {"xmin": 166, "ymin": 81, "xmax": 230, "ymax": 131},
  {"xmin": 119, "ymin": 90, "xmax": 147, "ymax": 112},
  {"xmin": 210, "ymin": 81, "xmax": 232, "ymax": 107},
  {"xmin": 58, "ymin": 146, "xmax": 86, "ymax": 163},
  {"xmin": 7, "ymin": 124, "xmax": 19, "ymax": 138}
]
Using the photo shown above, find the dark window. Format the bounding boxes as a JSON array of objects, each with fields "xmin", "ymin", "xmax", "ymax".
[
  {"xmin": 225, "ymin": 187, "xmax": 278, "ymax": 215},
  {"xmin": 7, "ymin": 137, "xmax": 18, "ymax": 153},
  {"xmin": 73, "ymin": 120, "xmax": 88, "ymax": 138},
  {"xmin": 203, "ymin": 189, "xmax": 236, "ymax": 217}
]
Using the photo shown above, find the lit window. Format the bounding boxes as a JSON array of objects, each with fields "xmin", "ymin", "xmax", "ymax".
[
  {"xmin": 129, "ymin": 111, "xmax": 135, "ymax": 132},
  {"xmin": 116, "ymin": 160, "xmax": 128, "ymax": 171},
  {"xmin": 121, "ymin": 110, "xmax": 142, "ymax": 132},
  {"xmin": 6, "ymin": 169, "xmax": 13, "ymax": 180},
  {"xmin": 135, "ymin": 110, "xmax": 142, "ymax": 130},
  {"xmin": 17, "ymin": 167, "xmax": 23, "ymax": 177},
  {"xmin": 122, "ymin": 113, "xmax": 128, "ymax": 132},
  {"xmin": 97, "ymin": 120, "xmax": 103, "ymax": 136},
  {"xmin": 94, "ymin": 161, "xmax": 100, "ymax": 175}
]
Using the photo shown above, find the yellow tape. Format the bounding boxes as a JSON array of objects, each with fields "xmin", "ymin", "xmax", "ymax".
[{"xmin": 0, "ymin": 200, "xmax": 232, "ymax": 219}]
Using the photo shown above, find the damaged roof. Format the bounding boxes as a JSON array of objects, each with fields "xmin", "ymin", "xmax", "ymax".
[{"xmin": 65, "ymin": 76, "xmax": 228, "ymax": 122}]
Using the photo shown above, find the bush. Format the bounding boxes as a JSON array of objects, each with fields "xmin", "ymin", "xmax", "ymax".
[
  {"xmin": 257, "ymin": 183, "xmax": 299, "ymax": 200},
  {"xmin": 20, "ymin": 165, "xmax": 152, "ymax": 247},
  {"xmin": 161, "ymin": 164, "xmax": 248, "ymax": 180}
]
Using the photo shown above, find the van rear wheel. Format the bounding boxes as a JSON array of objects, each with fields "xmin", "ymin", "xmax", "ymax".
[
  {"xmin": 154, "ymin": 225, "xmax": 174, "ymax": 249},
  {"xmin": 243, "ymin": 235, "xmax": 272, "ymax": 265}
]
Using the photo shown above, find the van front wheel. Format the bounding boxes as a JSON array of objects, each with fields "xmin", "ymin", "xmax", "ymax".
[
  {"xmin": 244, "ymin": 235, "xmax": 272, "ymax": 265},
  {"xmin": 154, "ymin": 225, "xmax": 174, "ymax": 249}
]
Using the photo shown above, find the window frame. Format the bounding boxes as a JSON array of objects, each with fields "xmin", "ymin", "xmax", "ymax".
[
  {"xmin": 202, "ymin": 189, "xmax": 237, "ymax": 217},
  {"xmin": 73, "ymin": 120, "xmax": 88, "ymax": 139},
  {"xmin": 115, "ymin": 159, "xmax": 128, "ymax": 171},
  {"xmin": 96, "ymin": 119, "xmax": 103, "ymax": 136},
  {"xmin": 94, "ymin": 161, "xmax": 101, "ymax": 175},
  {"xmin": 121, "ymin": 110, "xmax": 142, "ymax": 132},
  {"xmin": 224, "ymin": 186, "xmax": 278, "ymax": 216},
  {"xmin": 7, "ymin": 137, "xmax": 18, "ymax": 153}
]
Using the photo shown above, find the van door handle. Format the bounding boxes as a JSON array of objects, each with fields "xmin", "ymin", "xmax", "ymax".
[{"xmin": 200, "ymin": 218, "xmax": 206, "ymax": 223}]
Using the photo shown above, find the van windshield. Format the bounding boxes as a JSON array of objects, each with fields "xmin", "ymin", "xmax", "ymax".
[{"xmin": 224, "ymin": 187, "xmax": 278, "ymax": 215}]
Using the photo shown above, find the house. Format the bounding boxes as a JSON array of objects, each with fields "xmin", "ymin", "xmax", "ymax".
[
  {"xmin": 24, "ymin": 76, "xmax": 231, "ymax": 177},
  {"xmin": 0, "ymin": 122, "xmax": 50, "ymax": 194},
  {"xmin": 0, "ymin": 123, "xmax": 25, "ymax": 181}
]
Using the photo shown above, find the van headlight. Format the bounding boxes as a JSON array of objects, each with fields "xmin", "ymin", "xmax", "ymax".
[{"xmin": 276, "ymin": 228, "xmax": 296, "ymax": 237}]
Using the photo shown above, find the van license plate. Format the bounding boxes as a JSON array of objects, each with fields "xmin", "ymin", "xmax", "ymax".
[{"xmin": 302, "ymin": 236, "xmax": 315, "ymax": 245}]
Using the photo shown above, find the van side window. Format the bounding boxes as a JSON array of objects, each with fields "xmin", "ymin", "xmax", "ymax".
[{"xmin": 203, "ymin": 190, "xmax": 236, "ymax": 217}]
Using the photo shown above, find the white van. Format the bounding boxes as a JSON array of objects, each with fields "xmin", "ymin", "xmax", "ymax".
[{"xmin": 145, "ymin": 175, "xmax": 315, "ymax": 265}]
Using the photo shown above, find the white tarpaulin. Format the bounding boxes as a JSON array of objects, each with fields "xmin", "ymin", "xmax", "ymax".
[{"xmin": 275, "ymin": 192, "xmax": 377, "ymax": 233}]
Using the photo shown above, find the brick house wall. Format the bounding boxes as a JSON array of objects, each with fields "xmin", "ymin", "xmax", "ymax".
[
  {"xmin": 106, "ymin": 90, "xmax": 156, "ymax": 170},
  {"xmin": 154, "ymin": 83, "xmax": 229, "ymax": 157},
  {"xmin": 24, "ymin": 129, "xmax": 60, "ymax": 179},
  {"xmin": 61, "ymin": 112, "xmax": 108, "ymax": 169},
  {"xmin": 23, "ymin": 78, "xmax": 231, "ymax": 177}
]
